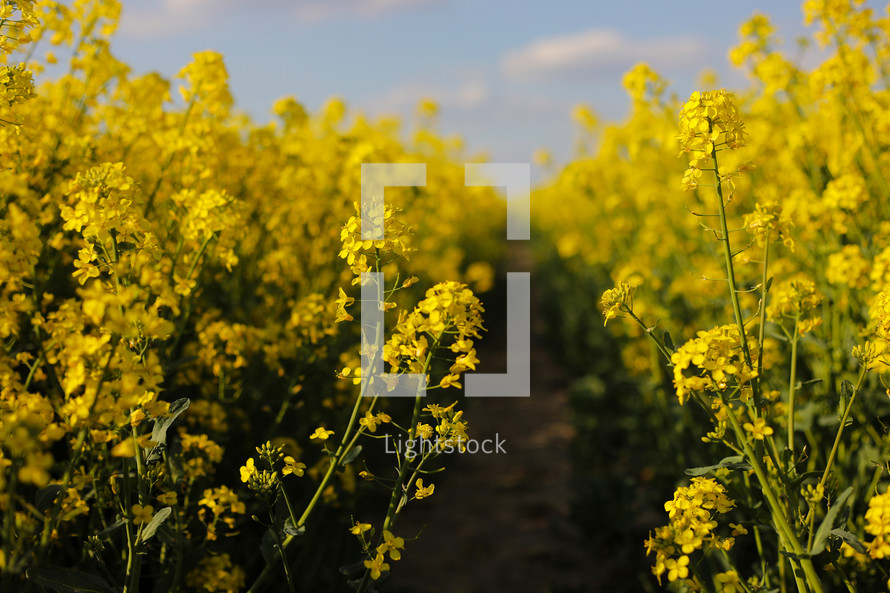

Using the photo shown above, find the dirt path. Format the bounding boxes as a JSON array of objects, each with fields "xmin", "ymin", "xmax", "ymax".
[{"xmin": 387, "ymin": 248, "xmax": 605, "ymax": 593}]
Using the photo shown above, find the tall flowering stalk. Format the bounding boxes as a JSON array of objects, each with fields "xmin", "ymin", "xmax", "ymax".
[
  {"xmin": 677, "ymin": 89, "xmax": 823, "ymax": 593},
  {"xmin": 677, "ymin": 91, "xmax": 755, "ymax": 388},
  {"xmin": 246, "ymin": 203, "xmax": 485, "ymax": 592}
]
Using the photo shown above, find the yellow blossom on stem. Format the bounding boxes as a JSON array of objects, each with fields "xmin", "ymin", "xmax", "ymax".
[
  {"xmin": 310, "ymin": 427, "xmax": 334, "ymax": 441},
  {"xmin": 131, "ymin": 503, "xmax": 154, "ymax": 526},
  {"xmin": 282, "ymin": 456, "xmax": 306, "ymax": 477},
  {"xmin": 376, "ymin": 529, "xmax": 405, "ymax": 561},
  {"xmin": 743, "ymin": 417, "xmax": 774, "ymax": 440},
  {"xmin": 364, "ymin": 553, "xmax": 389, "ymax": 580},
  {"xmin": 601, "ymin": 282, "xmax": 636, "ymax": 326},
  {"xmin": 350, "ymin": 522, "xmax": 372, "ymax": 535},
  {"xmin": 414, "ymin": 478, "xmax": 435, "ymax": 500}
]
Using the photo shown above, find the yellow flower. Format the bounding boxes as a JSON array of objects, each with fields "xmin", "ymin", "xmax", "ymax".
[
  {"xmin": 173, "ymin": 274, "xmax": 196, "ymax": 296},
  {"xmin": 865, "ymin": 486, "xmax": 890, "ymax": 558},
  {"xmin": 310, "ymin": 427, "xmax": 334, "ymax": 441},
  {"xmin": 376, "ymin": 529, "xmax": 405, "ymax": 561},
  {"xmin": 439, "ymin": 373, "xmax": 461, "ymax": 389},
  {"xmin": 452, "ymin": 349, "xmax": 480, "ymax": 372},
  {"xmin": 282, "ymin": 456, "xmax": 306, "ymax": 477},
  {"xmin": 743, "ymin": 417, "xmax": 774, "ymax": 440},
  {"xmin": 601, "ymin": 282, "xmax": 635, "ymax": 326},
  {"xmin": 671, "ymin": 325, "xmax": 758, "ymax": 405},
  {"xmin": 716, "ymin": 570, "xmax": 741, "ymax": 593},
  {"xmin": 677, "ymin": 90, "xmax": 747, "ymax": 191},
  {"xmin": 335, "ymin": 287, "xmax": 354, "ymax": 323},
  {"xmin": 359, "ymin": 411, "xmax": 391, "ymax": 433},
  {"xmin": 110, "ymin": 439, "xmax": 136, "ymax": 458},
  {"xmin": 363, "ymin": 553, "xmax": 390, "ymax": 580},
  {"xmin": 157, "ymin": 491, "xmax": 178, "ymax": 506},
  {"xmin": 131, "ymin": 503, "xmax": 154, "ymax": 526},
  {"xmin": 665, "ymin": 555, "xmax": 689, "ymax": 582},
  {"xmin": 870, "ymin": 290, "xmax": 890, "ymax": 340},
  {"xmin": 350, "ymin": 521, "xmax": 372, "ymax": 535},
  {"xmin": 414, "ymin": 478, "xmax": 435, "ymax": 500},
  {"xmin": 415, "ymin": 423, "xmax": 434, "ymax": 440},
  {"xmin": 239, "ymin": 458, "xmax": 256, "ymax": 483}
]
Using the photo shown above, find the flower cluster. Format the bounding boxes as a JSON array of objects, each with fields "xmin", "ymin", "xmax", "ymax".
[
  {"xmin": 743, "ymin": 201, "xmax": 794, "ymax": 251},
  {"xmin": 339, "ymin": 202, "xmax": 414, "ymax": 279},
  {"xmin": 184, "ymin": 553, "xmax": 245, "ymax": 593},
  {"xmin": 0, "ymin": 63, "xmax": 34, "ymax": 109},
  {"xmin": 767, "ymin": 276, "xmax": 823, "ymax": 334},
  {"xmin": 198, "ymin": 486, "xmax": 246, "ymax": 541},
  {"xmin": 421, "ymin": 401, "xmax": 470, "ymax": 452},
  {"xmin": 826, "ymin": 245, "xmax": 871, "ymax": 290},
  {"xmin": 865, "ymin": 487, "xmax": 890, "ymax": 559},
  {"xmin": 869, "ymin": 290, "xmax": 890, "ymax": 340},
  {"xmin": 383, "ymin": 281, "xmax": 484, "ymax": 388},
  {"xmin": 678, "ymin": 90, "xmax": 747, "ymax": 191},
  {"xmin": 645, "ymin": 477, "xmax": 736, "ymax": 585},
  {"xmin": 671, "ymin": 325, "xmax": 758, "ymax": 405},
  {"xmin": 601, "ymin": 281, "xmax": 636, "ymax": 326}
]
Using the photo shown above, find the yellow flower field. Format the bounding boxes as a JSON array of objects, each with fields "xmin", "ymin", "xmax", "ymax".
[{"xmin": 4, "ymin": 0, "xmax": 890, "ymax": 592}]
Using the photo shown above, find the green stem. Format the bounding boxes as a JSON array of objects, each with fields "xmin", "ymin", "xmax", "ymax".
[
  {"xmin": 355, "ymin": 335, "xmax": 441, "ymax": 593},
  {"xmin": 710, "ymin": 144, "xmax": 756, "ymax": 385},
  {"xmin": 278, "ymin": 480, "xmax": 299, "ymax": 529},
  {"xmin": 818, "ymin": 365, "xmax": 868, "ymax": 491},
  {"xmin": 268, "ymin": 508, "xmax": 297, "ymax": 593},
  {"xmin": 757, "ymin": 235, "xmax": 770, "ymax": 406},
  {"xmin": 122, "ymin": 459, "xmax": 141, "ymax": 593},
  {"xmin": 246, "ymin": 280, "xmax": 384, "ymax": 593},
  {"xmin": 381, "ymin": 392, "xmax": 425, "ymax": 533},
  {"xmin": 22, "ymin": 351, "xmax": 43, "ymax": 391},
  {"xmin": 626, "ymin": 308, "xmax": 673, "ymax": 362},
  {"xmin": 788, "ymin": 313, "xmax": 800, "ymax": 458},
  {"xmin": 742, "ymin": 471, "xmax": 770, "ymax": 588},
  {"xmin": 725, "ymin": 404, "xmax": 823, "ymax": 593},
  {"xmin": 719, "ymin": 548, "xmax": 754, "ymax": 593}
]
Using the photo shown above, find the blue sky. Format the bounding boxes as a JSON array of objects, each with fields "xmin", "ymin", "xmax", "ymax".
[{"xmin": 108, "ymin": 0, "xmax": 824, "ymax": 170}]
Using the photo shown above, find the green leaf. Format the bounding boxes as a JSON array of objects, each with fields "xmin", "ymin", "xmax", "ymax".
[
  {"xmin": 339, "ymin": 560, "xmax": 365, "ymax": 577},
  {"xmin": 663, "ymin": 331, "xmax": 675, "ymax": 353},
  {"xmin": 283, "ymin": 517, "xmax": 305, "ymax": 537},
  {"xmin": 35, "ymin": 484, "xmax": 64, "ymax": 512},
  {"xmin": 139, "ymin": 506, "xmax": 172, "ymax": 542},
  {"xmin": 147, "ymin": 398, "xmax": 190, "ymax": 463},
  {"xmin": 830, "ymin": 528, "xmax": 866, "ymax": 554},
  {"xmin": 795, "ymin": 378, "xmax": 823, "ymax": 390},
  {"xmin": 340, "ymin": 445, "xmax": 363, "ymax": 467},
  {"xmin": 788, "ymin": 471, "xmax": 822, "ymax": 491},
  {"xmin": 27, "ymin": 566, "xmax": 118, "ymax": 593},
  {"xmin": 260, "ymin": 530, "xmax": 275, "ymax": 564},
  {"xmin": 685, "ymin": 455, "xmax": 751, "ymax": 477},
  {"xmin": 778, "ymin": 549, "xmax": 811, "ymax": 561},
  {"xmin": 97, "ymin": 519, "xmax": 126, "ymax": 540},
  {"xmin": 151, "ymin": 398, "xmax": 190, "ymax": 445},
  {"xmin": 838, "ymin": 380, "xmax": 854, "ymax": 420},
  {"xmin": 810, "ymin": 487, "xmax": 854, "ymax": 555}
]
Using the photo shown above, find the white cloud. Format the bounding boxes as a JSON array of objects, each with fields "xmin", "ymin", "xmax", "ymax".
[
  {"xmin": 294, "ymin": 0, "xmax": 443, "ymax": 22},
  {"xmin": 118, "ymin": 0, "xmax": 233, "ymax": 39},
  {"xmin": 368, "ymin": 73, "xmax": 492, "ymax": 115},
  {"xmin": 119, "ymin": 0, "xmax": 443, "ymax": 39},
  {"xmin": 501, "ymin": 28, "xmax": 707, "ymax": 82}
]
